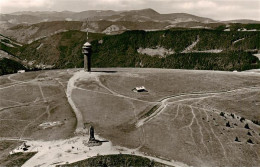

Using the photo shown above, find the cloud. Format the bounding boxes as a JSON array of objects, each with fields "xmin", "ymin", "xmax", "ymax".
[
  {"xmin": 0, "ymin": 0, "xmax": 54, "ymax": 12},
  {"xmin": 0, "ymin": 0, "xmax": 53, "ymax": 8},
  {"xmin": 181, "ymin": 0, "xmax": 217, "ymax": 9},
  {"xmin": 168, "ymin": 0, "xmax": 259, "ymax": 20}
]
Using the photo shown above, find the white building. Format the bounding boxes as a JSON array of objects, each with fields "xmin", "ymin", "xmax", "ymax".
[{"xmin": 132, "ymin": 86, "xmax": 147, "ymax": 92}]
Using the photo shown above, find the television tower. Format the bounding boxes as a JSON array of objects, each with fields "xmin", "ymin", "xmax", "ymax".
[{"xmin": 82, "ymin": 19, "xmax": 92, "ymax": 72}]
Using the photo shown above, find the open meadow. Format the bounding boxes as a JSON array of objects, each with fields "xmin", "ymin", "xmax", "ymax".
[
  {"xmin": 72, "ymin": 68, "xmax": 260, "ymax": 167},
  {"xmin": 0, "ymin": 68, "xmax": 259, "ymax": 166}
]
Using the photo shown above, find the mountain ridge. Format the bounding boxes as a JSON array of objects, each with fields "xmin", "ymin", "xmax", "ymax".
[
  {"xmin": 3, "ymin": 8, "xmax": 259, "ymax": 23},
  {"xmin": 1, "ymin": 29, "xmax": 259, "ymax": 71}
]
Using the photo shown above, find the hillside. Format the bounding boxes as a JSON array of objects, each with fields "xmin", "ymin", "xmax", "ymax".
[
  {"xmin": 1, "ymin": 20, "xmax": 171, "ymax": 43},
  {"xmin": 57, "ymin": 154, "xmax": 169, "ymax": 167},
  {"xmin": 7, "ymin": 29, "xmax": 259, "ymax": 71},
  {"xmin": 0, "ymin": 58, "xmax": 26, "ymax": 75},
  {"xmin": 1, "ymin": 8, "xmax": 259, "ymax": 45},
  {"xmin": 0, "ymin": 9, "xmax": 211, "ymax": 38},
  {"xmin": 0, "ymin": 34, "xmax": 33, "ymax": 74},
  {"xmin": 1, "ymin": 18, "xmax": 259, "ymax": 44}
]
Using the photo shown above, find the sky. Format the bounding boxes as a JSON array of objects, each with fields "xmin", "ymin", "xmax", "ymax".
[{"xmin": 0, "ymin": 0, "xmax": 259, "ymax": 21}]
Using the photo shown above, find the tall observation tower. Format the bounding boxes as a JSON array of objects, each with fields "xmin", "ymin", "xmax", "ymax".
[
  {"xmin": 82, "ymin": 42, "xmax": 92, "ymax": 72},
  {"xmin": 82, "ymin": 20, "xmax": 92, "ymax": 72}
]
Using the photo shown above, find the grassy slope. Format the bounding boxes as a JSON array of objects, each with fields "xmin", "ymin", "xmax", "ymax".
[
  {"xmin": 3, "ymin": 20, "xmax": 170, "ymax": 43},
  {"xmin": 0, "ymin": 140, "xmax": 36, "ymax": 167},
  {"xmin": 0, "ymin": 152, "xmax": 36, "ymax": 167}
]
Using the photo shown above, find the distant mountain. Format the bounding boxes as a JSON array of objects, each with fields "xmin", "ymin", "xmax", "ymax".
[
  {"xmin": 2, "ymin": 21, "xmax": 260, "ymax": 44},
  {"xmin": 0, "ymin": 8, "xmax": 215, "ymax": 29},
  {"xmin": 0, "ymin": 9, "xmax": 259, "ymax": 75},
  {"xmin": 1, "ymin": 8, "xmax": 259, "ymax": 44},
  {"xmin": 72, "ymin": 10, "xmax": 120, "ymax": 20},
  {"xmin": 0, "ymin": 20, "xmax": 172, "ymax": 43},
  {"xmin": 223, "ymin": 19, "xmax": 260, "ymax": 24},
  {"xmin": 2, "ymin": 8, "xmax": 259, "ymax": 30},
  {"xmin": 10, "ymin": 11, "xmax": 76, "ymax": 16},
  {"xmin": 0, "ymin": 14, "xmax": 43, "ymax": 24},
  {"xmin": 0, "ymin": 8, "xmax": 219, "ymax": 43}
]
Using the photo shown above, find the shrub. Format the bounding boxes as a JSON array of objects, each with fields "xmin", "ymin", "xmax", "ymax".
[
  {"xmin": 220, "ymin": 112, "xmax": 225, "ymax": 117},
  {"xmin": 226, "ymin": 121, "xmax": 231, "ymax": 127},
  {"xmin": 247, "ymin": 139, "xmax": 253, "ymax": 144},
  {"xmin": 245, "ymin": 123, "xmax": 250, "ymax": 129},
  {"xmin": 235, "ymin": 137, "xmax": 240, "ymax": 142},
  {"xmin": 252, "ymin": 120, "xmax": 260, "ymax": 126}
]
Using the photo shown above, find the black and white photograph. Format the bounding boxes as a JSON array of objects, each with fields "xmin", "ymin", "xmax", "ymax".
[{"xmin": 0, "ymin": 0, "xmax": 260, "ymax": 166}]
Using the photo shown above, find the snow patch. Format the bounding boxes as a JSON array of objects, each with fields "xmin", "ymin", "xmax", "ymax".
[
  {"xmin": 190, "ymin": 26, "xmax": 206, "ymax": 29},
  {"xmin": 253, "ymin": 54, "xmax": 260, "ymax": 60},
  {"xmin": 36, "ymin": 43, "xmax": 43, "ymax": 50},
  {"xmin": 102, "ymin": 25, "xmax": 125, "ymax": 34},
  {"xmin": 8, "ymin": 19, "xmax": 17, "ymax": 24},
  {"xmin": 165, "ymin": 25, "xmax": 176, "ymax": 29},
  {"xmin": 27, "ymin": 61, "xmax": 35, "ymax": 66},
  {"xmin": 181, "ymin": 36, "xmax": 200, "ymax": 53},
  {"xmin": 35, "ymin": 63, "xmax": 54, "ymax": 69},
  {"xmin": 233, "ymin": 38, "xmax": 245, "ymax": 44},
  {"xmin": 39, "ymin": 121, "xmax": 64, "ymax": 129},
  {"xmin": 238, "ymin": 28, "xmax": 258, "ymax": 32},
  {"xmin": 1, "ymin": 41, "xmax": 14, "ymax": 47},
  {"xmin": 137, "ymin": 47, "xmax": 175, "ymax": 58},
  {"xmin": 191, "ymin": 49, "xmax": 223, "ymax": 53},
  {"xmin": 65, "ymin": 18, "xmax": 72, "ymax": 21},
  {"xmin": 144, "ymin": 29, "xmax": 160, "ymax": 32}
]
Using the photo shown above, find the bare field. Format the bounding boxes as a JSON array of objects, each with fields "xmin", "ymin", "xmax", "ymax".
[
  {"xmin": 0, "ymin": 70, "xmax": 76, "ymax": 143},
  {"xmin": 1, "ymin": 68, "xmax": 260, "ymax": 167},
  {"xmin": 99, "ymin": 70, "xmax": 260, "ymax": 102},
  {"xmin": 70, "ymin": 68, "xmax": 260, "ymax": 167}
]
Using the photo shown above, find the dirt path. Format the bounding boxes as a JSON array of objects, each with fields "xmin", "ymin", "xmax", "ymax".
[
  {"xmin": 66, "ymin": 70, "xmax": 87, "ymax": 134},
  {"xmin": 31, "ymin": 70, "xmax": 187, "ymax": 167},
  {"xmin": 136, "ymin": 86, "xmax": 260, "ymax": 127},
  {"xmin": 67, "ymin": 70, "xmax": 158, "ymax": 134},
  {"xmin": 5, "ymin": 69, "xmax": 259, "ymax": 167}
]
